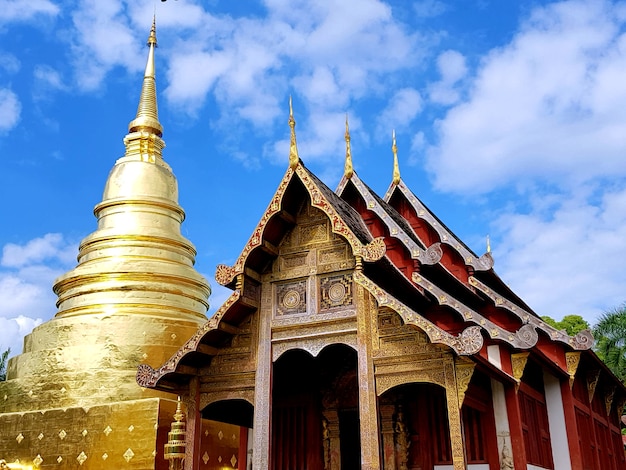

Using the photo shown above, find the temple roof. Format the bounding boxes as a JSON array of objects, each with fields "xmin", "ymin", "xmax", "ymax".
[{"xmin": 137, "ymin": 112, "xmax": 595, "ymax": 392}]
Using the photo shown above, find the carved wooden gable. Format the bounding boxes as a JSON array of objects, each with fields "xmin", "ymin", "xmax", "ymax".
[
  {"xmin": 268, "ymin": 201, "xmax": 361, "ymax": 361},
  {"xmin": 270, "ymin": 202, "xmax": 356, "ymax": 319}
]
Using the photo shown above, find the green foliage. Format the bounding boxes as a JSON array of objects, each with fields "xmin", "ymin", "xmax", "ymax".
[
  {"xmin": 0, "ymin": 348, "xmax": 10, "ymax": 381},
  {"xmin": 541, "ymin": 315, "xmax": 559, "ymax": 329},
  {"xmin": 541, "ymin": 314, "xmax": 590, "ymax": 336},
  {"xmin": 593, "ymin": 304, "xmax": 626, "ymax": 383}
]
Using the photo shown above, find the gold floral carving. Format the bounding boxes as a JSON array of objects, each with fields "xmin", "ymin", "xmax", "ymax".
[
  {"xmin": 376, "ymin": 369, "xmax": 446, "ymax": 396},
  {"xmin": 200, "ymin": 390, "xmax": 255, "ymax": 410},
  {"xmin": 455, "ymin": 360, "xmax": 476, "ymax": 408},
  {"xmin": 469, "ymin": 276, "xmax": 594, "ymax": 351},
  {"xmin": 511, "ymin": 352, "xmax": 530, "ymax": 389},
  {"xmin": 565, "ymin": 352, "xmax": 581, "ymax": 389},
  {"xmin": 605, "ymin": 386, "xmax": 615, "ymax": 416},
  {"xmin": 587, "ymin": 369, "xmax": 601, "ymax": 403},
  {"xmin": 360, "ymin": 237, "xmax": 386, "ymax": 262},
  {"xmin": 276, "ymin": 280, "xmax": 307, "ymax": 315},
  {"xmin": 320, "ymin": 274, "xmax": 354, "ymax": 311},
  {"xmin": 615, "ymin": 397, "xmax": 626, "ymax": 419},
  {"xmin": 444, "ymin": 360, "xmax": 466, "ymax": 469},
  {"xmin": 215, "ymin": 263, "xmax": 237, "ymax": 287},
  {"xmin": 272, "ymin": 334, "xmax": 358, "ymax": 362}
]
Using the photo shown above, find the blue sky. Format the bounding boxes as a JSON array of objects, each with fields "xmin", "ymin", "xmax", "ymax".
[{"xmin": 1, "ymin": 0, "xmax": 626, "ymax": 356}]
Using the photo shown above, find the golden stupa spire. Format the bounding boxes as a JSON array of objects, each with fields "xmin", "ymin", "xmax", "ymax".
[
  {"xmin": 288, "ymin": 96, "xmax": 299, "ymax": 169},
  {"xmin": 486, "ymin": 235, "xmax": 491, "ymax": 253},
  {"xmin": 392, "ymin": 129, "xmax": 401, "ymax": 185},
  {"xmin": 128, "ymin": 16, "xmax": 163, "ymax": 138},
  {"xmin": 344, "ymin": 114, "xmax": 354, "ymax": 179}
]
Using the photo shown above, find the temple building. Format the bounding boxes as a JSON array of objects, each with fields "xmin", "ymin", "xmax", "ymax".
[
  {"xmin": 1, "ymin": 19, "xmax": 626, "ymax": 470},
  {"xmin": 138, "ymin": 101, "xmax": 626, "ymax": 469}
]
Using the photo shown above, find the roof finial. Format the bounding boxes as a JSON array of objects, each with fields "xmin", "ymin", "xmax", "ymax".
[
  {"xmin": 392, "ymin": 129, "xmax": 400, "ymax": 185},
  {"xmin": 128, "ymin": 16, "xmax": 163, "ymax": 137},
  {"xmin": 486, "ymin": 235, "xmax": 491, "ymax": 253},
  {"xmin": 288, "ymin": 96, "xmax": 299, "ymax": 169},
  {"xmin": 344, "ymin": 114, "xmax": 354, "ymax": 179}
]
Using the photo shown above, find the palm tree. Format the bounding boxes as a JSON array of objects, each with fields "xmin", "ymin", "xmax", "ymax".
[
  {"xmin": 593, "ymin": 304, "xmax": 626, "ymax": 383},
  {"xmin": 0, "ymin": 348, "xmax": 10, "ymax": 381}
]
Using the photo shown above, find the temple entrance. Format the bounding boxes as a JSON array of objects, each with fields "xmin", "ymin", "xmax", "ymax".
[
  {"xmin": 201, "ymin": 399, "xmax": 254, "ymax": 469},
  {"xmin": 272, "ymin": 344, "xmax": 360, "ymax": 470},
  {"xmin": 380, "ymin": 383, "xmax": 452, "ymax": 470}
]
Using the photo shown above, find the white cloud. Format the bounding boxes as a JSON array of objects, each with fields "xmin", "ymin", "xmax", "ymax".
[
  {"xmin": 427, "ymin": 0, "xmax": 626, "ymax": 194},
  {"xmin": 0, "ymin": 316, "xmax": 43, "ymax": 358},
  {"xmin": 161, "ymin": 0, "xmax": 425, "ymax": 154},
  {"xmin": 427, "ymin": 50, "xmax": 467, "ymax": 105},
  {"xmin": 492, "ymin": 185, "xmax": 626, "ymax": 325},
  {"xmin": 0, "ymin": 88, "xmax": 21, "ymax": 133},
  {"xmin": 377, "ymin": 87, "xmax": 423, "ymax": 135},
  {"xmin": 413, "ymin": 0, "xmax": 448, "ymax": 19},
  {"xmin": 33, "ymin": 65, "xmax": 66, "ymax": 92},
  {"xmin": 69, "ymin": 0, "xmax": 141, "ymax": 91},
  {"xmin": 0, "ymin": 234, "xmax": 77, "ymax": 355},
  {"xmin": 0, "ymin": 0, "xmax": 59, "ymax": 25},
  {"xmin": 0, "ymin": 53, "xmax": 20, "ymax": 74},
  {"xmin": 2, "ymin": 233, "xmax": 75, "ymax": 268}
]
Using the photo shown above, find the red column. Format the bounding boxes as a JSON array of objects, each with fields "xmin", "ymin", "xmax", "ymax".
[{"xmin": 560, "ymin": 379, "xmax": 583, "ymax": 470}]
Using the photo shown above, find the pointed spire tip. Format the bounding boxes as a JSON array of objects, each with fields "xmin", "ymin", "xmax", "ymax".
[
  {"xmin": 344, "ymin": 113, "xmax": 353, "ymax": 179},
  {"xmin": 392, "ymin": 130, "xmax": 400, "ymax": 185},
  {"xmin": 288, "ymin": 96, "xmax": 299, "ymax": 169}
]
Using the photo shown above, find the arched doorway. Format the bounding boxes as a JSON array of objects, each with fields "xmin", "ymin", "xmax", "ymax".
[
  {"xmin": 379, "ymin": 383, "xmax": 452, "ymax": 470},
  {"xmin": 272, "ymin": 344, "xmax": 360, "ymax": 469}
]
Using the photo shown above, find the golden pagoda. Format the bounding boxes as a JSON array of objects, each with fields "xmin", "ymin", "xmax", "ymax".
[{"xmin": 0, "ymin": 19, "xmax": 210, "ymax": 469}]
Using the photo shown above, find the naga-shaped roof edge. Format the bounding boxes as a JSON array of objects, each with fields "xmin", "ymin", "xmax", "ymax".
[
  {"xmin": 337, "ymin": 172, "xmax": 444, "ymax": 266},
  {"xmin": 354, "ymin": 270, "xmax": 483, "ymax": 356},
  {"xmin": 412, "ymin": 272, "xmax": 540, "ymax": 350},
  {"xmin": 468, "ymin": 275, "xmax": 593, "ymax": 351},
  {"xmin": 385, "ymin": 180, "xmax": 494, "ymax": 271}
]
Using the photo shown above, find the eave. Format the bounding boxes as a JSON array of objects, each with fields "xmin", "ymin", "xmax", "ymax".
[
  {"xmin": 137, "ymin": 289, "xmax": 251, "ymax": 391},
  {"xmin": 384, "ymin": 180, "xmax": 494, "ymax": 271}
]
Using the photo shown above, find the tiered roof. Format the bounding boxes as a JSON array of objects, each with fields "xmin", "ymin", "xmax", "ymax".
[{"xmin": 137, "ymin": 105, "xmax": 594, "ymax": 392}]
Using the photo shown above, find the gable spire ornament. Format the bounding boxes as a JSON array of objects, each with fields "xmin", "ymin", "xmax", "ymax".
[
  {"xmin": 392, "ymin": 129, "xmax": 400, "ymax": 185},
  {"xmin": 344, "ymin": 114, "xmax": 354, "ymax": 179},
  {"xmin": 288, "ymin": 96, "xmax": 299, "ymax": 169}
]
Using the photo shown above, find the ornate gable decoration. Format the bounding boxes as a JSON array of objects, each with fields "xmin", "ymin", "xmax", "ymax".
[
  {"xmin": 384, "ymin": 181, "xmax": 493, "ymax": 271},
  {"xmin": 216, "ymin": 163, "xmax": 385, "ymax": 287}
]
